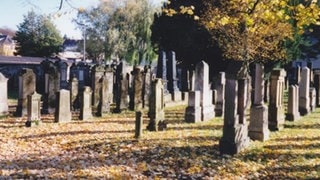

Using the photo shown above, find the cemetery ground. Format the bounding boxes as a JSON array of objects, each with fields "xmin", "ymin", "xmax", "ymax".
[{"xmin": 1, "ymin": 103, "xmax": 320, "ymax": 179}]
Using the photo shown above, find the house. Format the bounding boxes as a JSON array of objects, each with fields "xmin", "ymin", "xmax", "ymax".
[
  {"xmin": 58, "ymin": 38, "xmax": 84, "ymax": 62},
  {"xmin": 0, "ymin": 34, "xmax": 15, "ymax": 56}
]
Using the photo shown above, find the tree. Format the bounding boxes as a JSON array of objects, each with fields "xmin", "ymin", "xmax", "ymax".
[
  {"xmin": 159, "ymin": 0, "xmax": 320, "ymax": 73},
  {"xmin": 14, "ymin": 11, "xmax": 63, "ymax": 57},
  {"xmin": 76, "ymin": 0, "xmax": 158, "ymax": 65}
]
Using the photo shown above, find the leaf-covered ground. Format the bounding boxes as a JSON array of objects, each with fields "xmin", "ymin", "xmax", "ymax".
[{"xmin": 1, "ymin": 105, "xmax": 320, "ymax": 179}]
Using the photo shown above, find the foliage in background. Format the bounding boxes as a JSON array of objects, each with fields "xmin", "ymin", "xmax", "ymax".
[
  {"xmin": 76, "ymin": 0, "xmax": 158, "ymax": 65},
  {"xmin": 158, "ymin": 0, "xmax": 320, "ymax": 71},
  {"xmin": 14, "ymin": 11, "xmax": 63, "ymax": 57}
]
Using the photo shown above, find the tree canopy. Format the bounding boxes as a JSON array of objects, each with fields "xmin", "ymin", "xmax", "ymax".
[
  {"xmin": 154, "ymin": 0, "xmax": 320, "ymax": 72},
  {"xmin": 76, "ymin": 0, "xmax": 158, "ymax": 65},
  {"xmin": 14, "ymin": 11, "xmax": 63, "ymax": 57}
]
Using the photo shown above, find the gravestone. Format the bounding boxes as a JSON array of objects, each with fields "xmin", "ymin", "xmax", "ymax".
[
  {"xmin": 135, "ymin": 111, "xmax": 143, "ymax": 139},
  {"xmin": 314, "ymin": 70, "xmax": 320, "ymax": 106},
  {"xmin": 310, "ymin": 87, "xmax": 316, "ymax": 112},
  {"xmin": 263, "ymin": 80, "xmax": 270, "ymax": 103},
  {"xmin": 70, "ymin": 77, "xmax": 79, "ymax": 111},
  {"xmin": 185, "ymin": 91, "xmax": 202, "ymax": 123},
  {"xmin": 41, "ymin": 60, "xmax": 59, "ymax": 114},
  {"xmin": 180, "ymin": 66, "xmax": 190, "ymax": 92},
  {"xmin": 249, "ymin": 64, "xmax": 269, "ymax": 141},
  {"xmin": 80, "ymin": 86, "xmax": 93, "ymax": 120},
  {"xmin": 194, "ymin": 61, "xmax": 215, "ymax": 121},
  {"xmin": 167, "ymin": 51, "xmax": 181, "ymax": 101},
  {"xmin": 147, "ymin": 78, "xmax": 166, "ymax": 131},
  {"xmin": 54, "ymin": 89, "xmax": 72, "ymax": 122},
  {"xmin": 212, "ymin": 72, "xmax": 226, "ymax": 116},
  {"xmin": 16, "ymin": 68, "xmax": 36, "ymax": 117},
  {"xmin": 156, "ymin": 51, "xmax": 168, "ymax": 93},
  {"xmin": 268, "ymin": 68, "xmax": 286, "ymax": 131},
  {"xmin": 115, "ymin": 62, "xmax": 129, "ymax": 112},
  {"xmin": 55, "ymin": 60, "xmax": 69, "ymax": 89},
  {"xmin": 286, "ymin": 85, "xmax": 300, "ymax": 121},
  {"xmin": 131, "ymin": 66, "xmax": 143, "ymax": 110},
  {"xmin": 0, "ymin": 73, "xmax": 8, "ymax": 115},
  {"xmin": 101, "ymin": 67, "xmax": 114, "ymax": 114},
  {"xmin": 296, "ymin": 66, "xmax": 301, "ymax": 85},
  {"xmin": 219, "ymin": 61, "xmax": 250, "ymax": 155},
  {"xmin": 26, "ymin": 92, "xmax": 42, "ymax": 127},
  {"xmin": 91, "ymin": 65, "xmax": 105, "ymax": 110},
  {"xmin": 299, "ymin": 67, "xmax": 310, "ymax": 115},
  {"xmin": 142, "ymin": 65, "xmax": 152, "ymax": 109}
]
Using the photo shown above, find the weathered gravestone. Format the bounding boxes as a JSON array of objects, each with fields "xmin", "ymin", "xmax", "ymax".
[
  {"xmin": 310, "ymin": 87, "xmax": 316, "ymax": 112},
  {"xmin": 26, "ymin": 92, "xmax": 41, "ymax": 127},
  {"xmin": 55, "ymin": 60, "xmax": 69, "ymax": 89},
  {"xmin": 167, "ymin": 51, "xmax": 181, "ymax": 101},
  {"xmin": 219, "ymin": 61, "xmax": 250, "ymax": 155},
  {"xmin": 156, "ymin": 51, "xmax": 168, "ymax": 93},
  {"xmin": 70, "ymin": 77, "xmax": 79, "ymax": 111},
  {"xmin": 313, "ymin": 69, "xmax": 320, "ymax": 106},
  {"xmin": 249, "ymin": 64, "xmax": 269, "ymax": 141},
  {"xmin": 185, "ymin": 91, "xmax": 202, "ymax": 123},
  {"xmin": 299, "ymin": 67, "xmax": 310, "ymax": 115},
  {"xmin": 142, "ymin": 65, "xmax": 152, "ymax": 109},
  {"xmin": 80, "ymin": 86, "xmax": 93, "ymax": 120},
  {"xmin": 135, "ymin": 111, "xmax": 143, "ymax": 139},
  {"xmin": 16, "ymin": 68, "xmax": 36, "ymax": 117},
  {"xmin": 268, "ymin": 68, "xmax": 286, "ymax": 131},
  {"xmin": 69, "ymin": 62, "xmax": 90, "ymax": 90},
  {"xmin": 286, "ymin": 85, "xmax": 300, "ymax": 121},
  {"xmin": 194, "ymin": 61, "xmax": 215, "ymax": 121},
  {"xmin": 54, "ymin": 89, "xmax": 72, "ymax": 122},
  {"xmin": 91, "ymin": 65, "xmax": 105, "ymax": 111},
  {"xmin": 0, "ymin": 73, "xmax": 8, "ymax": 116},
  {"xmin": 115, "ymin": 61, "xmax": 129, "ymax": 112},
  {"xmin": 99, "ymin": 67, "xmax": 114, "ymax": 115},
  {"xmin": 147, "ymin": 78, "xmax": 166, "ymax": 131},
  {"xmin": 41, "ymin": 60, "xmax": 59, "ymax": 114},
  {"xmin": 212, "ymin": 72, "xmax": 226, "ymax": 117},
  {"xmin": 131, "ymin": 66, "xmax": 144, "ymax": 111}
]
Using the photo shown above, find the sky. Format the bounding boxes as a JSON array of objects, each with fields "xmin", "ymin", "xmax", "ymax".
[{"xmin": 0, "ymin": 0, "xmax": 163, "ymax": 39}]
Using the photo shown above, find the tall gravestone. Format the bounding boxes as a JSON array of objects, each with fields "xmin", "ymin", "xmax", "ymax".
[
  {"xmin": 212, "ymin": 72, "xmax": 226, "ymax": 116},
  {"xmin": 249, "ymin": 64, "xmax": 269, "ymax": 141},
  {"xmin": 185, "ymin": 91, "xmax": 202, "ymax": 123},
  {"xmin": 180, "ymin": 66, "xmax": 190, "ymax": 92},
  {"xmin": 286, "ymin": 85, "xmax": 300, "ymax": 121},
  {"xmin": 115, "ymin": 61, "xmax": 129, "ymax": 112},
  {"xmin": 167, "ymin": 51, "xmax": 181, "ymax": 101},
  {"xmin": 131, "ymin": 66, "xmax": 144, "ymax": 110},
  {"xmin": 194, "ymin": 61, "xmax": 215, "ymax": 121},
  {"xmin": 219, "ymin": 61, "xmax": 250, "ymax": 155},
  {"xmin": 268, "ymin": 68, "xmax": 286, "ymax": 131},
  {"xmin": 54, "ymin": 89, "xmax": 72, "ymax": 122},
  {"xmin": 80, "ymin": 86, "xmax": 93, "ymax": 120},
  {"xmin": 0, "ymin": 73, "xmax": 8, "ymax": 115},
  {"xmin": 101, "ymin": 67, "xmax": 114, "ymax": 114},
  {"xmin": 313, "ymin": 69, "xmax": 320, "ymax": 106},
  {"xmin": 55, "ymin": 60, "xmax": 69, "ymax": 89},
  {"xmin": 41, "ymin": 60, "xmax": 60, "ymax": 114},
  {"xmin": 310, "ymin": 87, "xmax": 316, "ymax": 112},
  {"xmin": 299, "ymin": 67, "xmax": 310, "ymax": 115},
  {"xmin": 143, "ymin": 65, "xmax": 152, "ymax": 109},
  {"xmin": 26, "ymin": 92, "xmax": 41, "ymax": 127},
  {"xmin": 91, "ymin": 65, "xmax": 105, "ymax": 111},
  {"xmin": 147, "ymin": 78, "xmax": 166, "ymax": 131},
  {"xmin": 70, "ymin": 77, "xmax": 79, "ymax": 111},
  {"xmin": 16, "ymin": 68, "xmax": 36, "ymax": 117},
  {"xmin": 156, "ymin": 51, "xmax": 168, "ymax": 93}
]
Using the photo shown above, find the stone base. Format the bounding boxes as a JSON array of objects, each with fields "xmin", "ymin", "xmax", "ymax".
[
  {"xmin": 147, "ymin": 119, "xmax": 167, "ymax": 131},
  {"xmin": 185, "ymin": 106, "xmax": 202, "ymax": 123},
  {"xmin": 201, "ymin": 105, "xmax": 215, "ymax": 121},
  {"xmin": 219, "ymin": 124, "xmax": 250, "ymax": 155},
  {"xmin": 285, "ymin": 113, "xmax": 300, "ymax": 121},
  {"xmin": 299, "ymin": 97, "xmax": 310, "ymax": 116},
  {"xmin": 214, "ymin": 102, "xmax": 224, "ymax": 117},
  {"xmin": 54, "ymin": 113, "xmax": 72, "ymax": 123},
  {"xmin": 249, "ymin": 105, "xmax": 269, "ymax": 141},
  {"xmin": 80, "ymin": 110, "xmax": 93, "ymax": 120},
  {"xmin": 164, "ymin": 93, "xmax": 172, "ymax": 103},
  {"xmin": 299, "ymin": 107, "xmax": 310, "ymax": 116}
]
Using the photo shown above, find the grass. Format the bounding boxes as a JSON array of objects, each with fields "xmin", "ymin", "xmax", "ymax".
[{"xmin": 0, "ymin": 102, "xmax": 320, "ymax": 179}]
